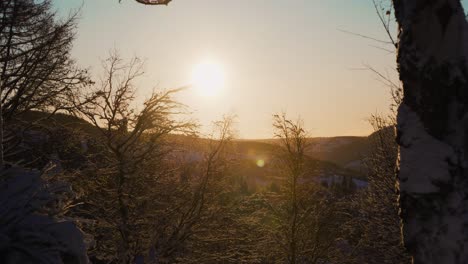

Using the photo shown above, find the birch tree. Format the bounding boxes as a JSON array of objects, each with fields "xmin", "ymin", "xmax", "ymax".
[{"xmin": 392, "ymin": 0, "xmax": 468, "ymax": 263}]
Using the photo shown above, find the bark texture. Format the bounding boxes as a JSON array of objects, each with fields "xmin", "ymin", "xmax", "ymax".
[{"xmin": 393, "ymin": 0, "xmax": 468, "ymax": 263}]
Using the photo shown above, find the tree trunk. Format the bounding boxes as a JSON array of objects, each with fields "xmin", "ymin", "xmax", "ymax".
[
  {"xmin": 393, "ymin": 0, "xmax": 468, "ymax": 263},
  {"xmin": 117, "ymin": 157, "xmax": 131, "ymax": 264},
  {"xmin": 0, "ymin": 91, "xmax": 4, "ymax": 170}
]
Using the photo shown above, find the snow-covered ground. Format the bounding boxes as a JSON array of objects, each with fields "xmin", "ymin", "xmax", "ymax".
[{"xmin": 313, "ymin": 174, "xmax": 368, "ymax": 189}]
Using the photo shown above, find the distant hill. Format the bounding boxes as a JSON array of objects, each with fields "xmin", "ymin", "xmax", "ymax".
[
  {"xmin": 16, "ymin": 111, "xmax": 100, "ymax": 135},
  {"xmin": 15, "ymin": 111, "xmax": 374, "ymax": 188},
  {"xmin": 228, "ymin": 139, "xmax": 366, "ymax": 192},
  {"xmin": 241, "ymin": 136, "xmax": 371, "ymax": 173},
  {"xmin": 16, "ymin": 112, "xmax": 373, "ymax": 168},
  {"xmin": 307, "ymin": 136, "xmax": 371, "ymax": 172}
]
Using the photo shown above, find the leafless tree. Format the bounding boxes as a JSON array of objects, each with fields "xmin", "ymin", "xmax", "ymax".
[
  {"xmin": 337, "ymin": 2, "xmax": 410, "ymax": 262},
  {"xmin": 74, "ymin": 51, "xmax": 194, "ymax": 264},
  {"xmin": 0, "ymin": 1, "xmax": 89, "ymax": 263},
  {"xmin": 342, "ymin": 115, "xmax": 411, "ymax": 263},
  {"xmin": 273, "ymin": 113, "xmax": 307, "ymax": 264},
  {"xmin": 266, "ymin": 113, "xmax": 338, "ymax": 264},
  {"xmin": 0, "ymin": 0, "xmax": 90, "ymax": 166},
  {"xmin": 152, "ymin": 116, "xmax": 235, "ymax": 263}
]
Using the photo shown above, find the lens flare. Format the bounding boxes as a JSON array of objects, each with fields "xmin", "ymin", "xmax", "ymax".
[{"xmin": 256, "ymin": 159, "xmax": 265, "ymax": 168}]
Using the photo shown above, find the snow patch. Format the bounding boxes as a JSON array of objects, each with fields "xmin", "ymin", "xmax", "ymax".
[
  {"xmin": 397, "ymin": 104, "xmax": 455, "ymax": 193},
  {"xmin": 0, "ymin": 166, "xmax": 89, "ymax": 264}
]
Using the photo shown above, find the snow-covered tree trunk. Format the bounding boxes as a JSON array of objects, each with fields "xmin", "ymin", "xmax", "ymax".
[{"xmin": 393, "ymin": 0, "xmax": 468, "ymax": 263}]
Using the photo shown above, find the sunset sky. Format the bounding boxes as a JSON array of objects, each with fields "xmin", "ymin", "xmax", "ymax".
[{"xmin": 53, "ymin": 0, "xmax": 464, "ymax": 139}]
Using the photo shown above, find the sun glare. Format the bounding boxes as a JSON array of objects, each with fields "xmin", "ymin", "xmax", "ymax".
[{"xmin": 191, "ymin": 61, "xmax": 225, "ymax": 97}]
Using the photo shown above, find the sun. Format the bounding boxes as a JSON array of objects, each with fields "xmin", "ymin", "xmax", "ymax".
[{"xmin": 191, "ymin": 61, "xmax": 225, "ymax": 97}]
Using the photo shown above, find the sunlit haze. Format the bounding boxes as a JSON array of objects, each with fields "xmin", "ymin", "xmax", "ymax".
[{"xmin": 52, "ymin": 0, "xmax": 468, "ymax": 138}]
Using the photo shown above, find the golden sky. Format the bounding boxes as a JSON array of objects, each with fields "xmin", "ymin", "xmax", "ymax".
[{"xmin": 56, "ymin": 0, "xmax": 410, "ymax": 138}]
